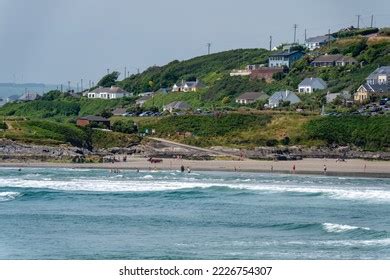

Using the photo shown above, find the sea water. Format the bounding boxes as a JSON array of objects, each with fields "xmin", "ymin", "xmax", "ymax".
[{"xmin": 0, "ymin": 167, "xmax": 389, "ymax": 259}]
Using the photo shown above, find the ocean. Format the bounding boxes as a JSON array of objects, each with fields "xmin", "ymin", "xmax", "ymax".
[{"xmin": 0, "ymin": 167, "xmax": 389, "ymax": 260}]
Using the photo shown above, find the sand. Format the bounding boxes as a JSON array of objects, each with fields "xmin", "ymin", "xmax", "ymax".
[{"xmin": 1, "ymin": 157, "xmax": 389, "ymax": 178}]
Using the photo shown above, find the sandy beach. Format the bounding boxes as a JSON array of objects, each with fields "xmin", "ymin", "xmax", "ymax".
[{"xmin": 1, "ymin": 157, "xmax": 389, "ymax": 178}]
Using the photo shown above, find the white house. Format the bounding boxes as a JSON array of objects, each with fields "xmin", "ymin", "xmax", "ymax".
[
  {"xmin": 172, "ymin": 80, "xmax": 203, "ymax": 92},
  {"xmin": 366, "ymin": 66, "xmax": 390, "ymax": 85},
  {"xmin": 163, "ymin": 101, "xmax": 191, "ymax": 112},
  {"xmin": 268, "ymin": 90, "xmax": 301, "ymax": 108},
  {"xmin": 298, "ymin": 77, "xmax": 327, "ymax": 93},
  {"xmin": 305, "ymin": 35, "xmax": 335, "ymax": 50},
  {"xmin": 87, "ymin": 86, "xmax": 132, "ymax": 99},
  {"xmin": 235, "ymin": 92, "xmax": 268, "ymax": 105}
]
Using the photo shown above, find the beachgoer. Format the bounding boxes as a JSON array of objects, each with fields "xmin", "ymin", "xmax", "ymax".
[
  {"xmin": 187, "ymin": 167, "xmax": 191, "ymax": 173},
  {"xmin": 271, "ymin": 165, "xmax": 273, "ymax": 172},
  {"xmin": 180, "ymin": 165, "xmax": 185, "ymax": 173},
  {"xmin": 292, "ymin": 165, "xmax": 296, "ymax": 173},
  {"xmin": 136, "ymin": 168, "xmax": 140, "ymax": 173},
  {"xmin": 323, "ymin": 164, "xmax": 327, "ymax": 174}
]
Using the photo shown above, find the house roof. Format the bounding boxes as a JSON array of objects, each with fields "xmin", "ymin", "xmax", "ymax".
[
  {"xmin": 269, "ymin": 50, "xmax": 302, "ymax": 58},
  {"xmin": 326, "ymin": 91, "xmax": 351, "ymax": 103},
  {"xmin": 312, "ymin": 54, "xmax": 343, "ymax": 63},
  {"xmin": 164, "ymin": 101, "xmax": 191, "ymax": 110},
  {"xmin": 175, "ymin": 80, "xmax": 204, "ymax": 88},
  {"xmin": 298, "ymin": 77, "xmax": 327, "ymax": 88},
  {"xmin": 367, "ymin": 66, "xmax": 390, "ymax": 80},
  {"xmin": 269, "ymin": 90, "xmax": 301, "ymax": 104},
  {"xmin": 78, "ymin": 115, "xmax": 110, "ymax": 122},
  {"xmin": 305, "ymin": 35, "xmax": 335, "ymax": 43},
  {"xmin": 90, "ymin": 86, "xmax": 129, "ymax": 94},
  {"xmin": 336, "ymin": 56, "xmax": 357, "ymax": 63},
  {"xmin": 359, "ymin": 83, "xmax": 390, "ymax": 93},
  {"xmin": 136, "ymin": 95, "xmax": 153, "ymax": 102},
  {"xmin": 236, "ymin": 92, "xmax": 268, "ymax": 101},
  {"xmin": 112, "ymin": 108, "xmax": 127, "ymax": 115},
  {"xmin": 18, "ymin": 92, "xmax": 41, "ymax": 101}
]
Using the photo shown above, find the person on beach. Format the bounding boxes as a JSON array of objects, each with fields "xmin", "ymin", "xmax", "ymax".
[
  {"xmin": 180, "ymin": 165, "xmax": 185, "ymax": 173},
  {"xmin": 187, "ymin": 167, "xmax": 191, "ymax": 173},
  {"xmin": 323, "ymin": 164, "xmax": 327, "ymax": 174},
  {"xmin": 292, "ymin": 165, "xmax": 296, "ymax": 174},
  {"xmin": 271, "ymin": 165, "xmax": 273, "ymax": 172}
]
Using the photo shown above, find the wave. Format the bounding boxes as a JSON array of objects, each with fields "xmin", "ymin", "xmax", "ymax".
[
  {"xmin": 322, "ymin": 223, "xmax": 370, "ymax": 233},
  {"xmin": 0, "ymin": 176, "xmax": 389, "ymax": 203},
  {"xmin": 0, "ymin": 191, "xmax": 21, "ymax": 202}
]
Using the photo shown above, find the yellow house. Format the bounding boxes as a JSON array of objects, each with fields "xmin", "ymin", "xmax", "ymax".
[{"xmin": 354, "ymin": 83, "xmax": 390, "ymax": 103}]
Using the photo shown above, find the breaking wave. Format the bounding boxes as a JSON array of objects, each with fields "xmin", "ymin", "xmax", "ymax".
[{"xmin": 0, "ymin": 191, "xmax": 21, "ymax": 202}]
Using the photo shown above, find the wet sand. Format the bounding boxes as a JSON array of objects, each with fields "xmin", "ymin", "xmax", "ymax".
[{"xmin": 1, "ymin": 157, "xmax": 389, "ymax": 178}]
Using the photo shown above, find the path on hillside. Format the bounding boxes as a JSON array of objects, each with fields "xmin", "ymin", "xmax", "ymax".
[{"xmin": 147, "ymin": 137, "xmax": 242, "ymax": 159}]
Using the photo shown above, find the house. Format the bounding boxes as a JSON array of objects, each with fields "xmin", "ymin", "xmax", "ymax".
[
  {"xmin": 311, "ymin": 54, "xmax": 357, "ymax": 67},
  {"xmin": 366, "ymin": 66, "xmax": 390, "ymax": 85},
  {"xmin": 18, "ymin": 92, "xmax": 41, "ymax": 101},
  {"xmin": 172, "ymin": 80, "xmax": 203, "ymax": 92},
  {"xmin": 250, "ymin": 67, "xmax": 284, "ymax": 82},
  {"xmin": 268, "ymin": 90, "xmax": 301, "ymax": 108},
  {"xmin": 111, "ymin": 108, "xmax": 128, "ymax": 116},
  {"xmin": 268, "ymin": 51, "xmax": 304, "ymax": 68},
  {"xmin": 354, "ymin": 83, "xmax": 390, "ymax": 103},
  {"xmin": 76, "ymin": 115, "xmax": 110, "ymax": 128},
  {"xmin": 135, "ymin": 95, "xmax": 153, "ymax": 107},
  {"xmin": 87, "ymin": 86, "xmax": 131, "ymax": 99},
  {"xmin": 138, "ymin": 91, "xmax": 154, "ymax": 97},
  {"xmin": 235, "ymin": 92, "xmax": 268, "ymax": 105},
  {"xmin": 163, "ymin": 101, "xmax": 191, "ymax": 112},
  {"xmin": 305, "ymin": 35, "xmax": 335, "ymax": 50},
  {"xmin": 326, "ymin": 91, "xmax": 351, "ymax": 103},
  {"xmin": 230, "ymin": 69, "xmax": 251, "ymax": 76},
  {"xmin": 298, "ymin": 77, "xmax": 327, "ymax": 93},
  {"xmin": 6, "ymin": 95, "xmax": 20, "ymax": 103}
]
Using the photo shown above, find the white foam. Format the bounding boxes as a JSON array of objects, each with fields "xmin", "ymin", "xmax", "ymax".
[
  {"xmin": 0, "ymin": 176, "xmax": 389, "ymax": 203},
  {"xmin": 0, "ymin": 191, "xmax": 21, "ymax": 202},
  {"xmin": 322, "ymin": 223, "xmax": 370, "ymax": 233}
]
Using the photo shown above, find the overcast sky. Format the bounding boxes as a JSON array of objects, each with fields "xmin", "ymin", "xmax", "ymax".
[{"xmin": 0, "ymin": 0, "xmax": 389, "ymax": 85}]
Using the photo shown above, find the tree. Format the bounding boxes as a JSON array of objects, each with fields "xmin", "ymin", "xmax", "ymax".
[
  {"xmin": 97, "ymin": 71, "xmax": 120, "ymax": 87},
  {"xmin": 221, "ymin": 96, "xmax": 231, "ymax": 104},
  {"xmin": 100, "ymin": 109, "xmax": 113, "ymax": 119}
]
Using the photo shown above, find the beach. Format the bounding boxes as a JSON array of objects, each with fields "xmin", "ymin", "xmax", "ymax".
[{"xmin": 1, "ymin": 157, "xmax": 389, "ymax": 178}]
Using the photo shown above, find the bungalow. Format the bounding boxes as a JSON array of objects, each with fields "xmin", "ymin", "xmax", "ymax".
[
  {"xmin": 298, "ymin": 77, "xmax": 327, "ymax": 93},
  {"xmin": 112, "ymin": 108, "xmax": 128, "ymax": 116},
  {"xmin": 163, "ymin": 101, "xmax": 191, "ymax": 113},
  {"xmin": 172, "ymin": 80, "xmax": 203, "ymax": 92},
  {"xmin": 19, "ymin": 92, "xmax": 41, "ymax": 101},
  {"xmin": 305, "ymin": 35, "xmax": 335, "ymax": 51},
  {"xmin": 354, "ymin": 83, "xmax": 390, "ymax": 103},
  {"xmin": 87, "ymin": 86, "xmax": 132, "ymax": 99},
  {"xmin": 135, "ymin": 95, "xmax": 153, "ymax": 107},
  {"xmin": 366, "ymin": 66, "xmax": 390, "ymax": 85},
  {"xmin": 268, "ymin": 90, "xmax": 301, "ymax": 108},
  {"xmin": 311, "ymin": 54, "xmax": 357, "ymax": 67},
  {"xmin": 326, "ymin": 91, "xmax": 351, "ymax": 104},
  {"xmin": 268, "ymin": 51, "xmax": 304, "ymax": 68},
  {"xmin": 236, "ymin": 92, "xmax": 268, "ymax": 105},
  {"xmin": 76, "ymin": 115, "xmax": 110, "ymax": 128}
]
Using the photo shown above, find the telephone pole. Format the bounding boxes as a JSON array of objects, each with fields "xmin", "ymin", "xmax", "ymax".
[
  {"xmin": 370, "ymin": 15, "xmax": 374, "ymax": 28},
  {"xmin": 80, "ymin": 79, "xmax": 83, "ymax": 92},
  {"xmin": 124, "ymin": 67, "xmax": 127, "ymax": 79},
  {"xmin": 328, "ymin": 29, "xmax": 331, "ymax": 49},
  {"xmin": 304, "ymin": 29, "xmax": 307, "ymax": 41},
  {"xmin": 207, "ymin": 43, "xmax": 211, "ymax": 55},
  {"xmin": 293, "ymin": 24, "xmax": 298, "ymax": 44},
  {"xmin": 356, "ymin": 15, "xmax": 361, "ymax": 29},
  {"xmin": 67, "ymin": 81, "xmax": 71, "ymax": 92},
  {"xmin": 269, "ymin": 36, "xmax": 272, "ymax": 51}
]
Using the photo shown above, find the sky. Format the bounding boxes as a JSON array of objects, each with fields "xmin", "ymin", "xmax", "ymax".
[{"xmin": 0, "ymin": 0, "xmax": 389, "ymax": 85}]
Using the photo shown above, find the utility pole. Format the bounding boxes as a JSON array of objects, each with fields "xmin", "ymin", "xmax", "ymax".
[
  {"xmin": 269, "ymin": 36, "xmax": 272, "ymax": 51},
  {"xmin": 370, "ymin": 15, "xmax": 374, "ymax": 28},
  {"xmin": 328, "ymin": 29, "xmax": 331, "ymax": 49},
  {"xmin": 60, "ymin": 84, "xmax": 63, "ymax": 92},
  {"xmin": 124, "ymin": 67, "xmax": 127, "ymax": 79},
  {"xmin": 76, "ymin": 83, "xmax": 79, "ymax": 93},
  {"xmin": 89, "ymin": 80, "xmax": 91, "ymax": 89},
  {"xmin": 207, "ymin": 43, "xmax": 211, "ymax": 55},
  {"xmin": 304, "ymin": 29, "xmax": 307, "ymax": 41},
  {"xmin": 81, "ymin": 79, "xmax": 83, "ymax": 92},
  {"xmin": 67, "ymin": 81, "xmax": 71, "ymax": 92},
  {"xmin": 293, "ymin": 24, "xmax": 298, "ymax": 44},
  {"xmin": 137, "ymin": 68, "xmax": 140, "ymax": 74},
  {"xmin": 356, "ymin": 15, "xmax": 361, "ymax": 29}
]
